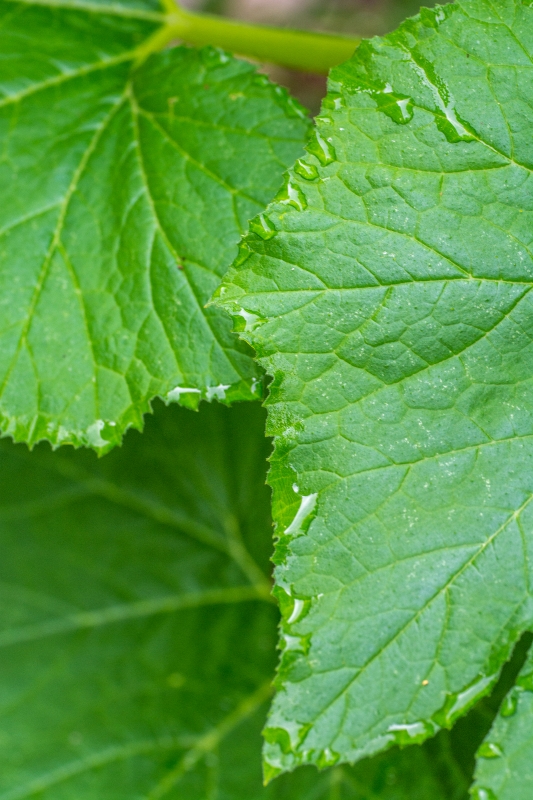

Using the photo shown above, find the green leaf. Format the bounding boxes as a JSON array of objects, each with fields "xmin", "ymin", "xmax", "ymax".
[
  {"xmin": 215, "ymin": 0, "xmax": 533, "ymax": 776},
  {"xmin": 0, "ymin": 401, "xmax": 274, "ymax": 798},
  {"xmin": 472, "ymin": 638, "xmax": 533, "ymax": 800},
  {"xmin": 0, "ymin": 0, "xmax": 309, "ymax": 451},
  {"xmin": 0, "ymin": 399, "xmax": 485, "ymax": 799}
]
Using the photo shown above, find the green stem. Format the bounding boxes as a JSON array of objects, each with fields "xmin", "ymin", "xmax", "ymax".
[{"xmin": 151, "ymin": 3, "xmax": 359, "ymax": 73}]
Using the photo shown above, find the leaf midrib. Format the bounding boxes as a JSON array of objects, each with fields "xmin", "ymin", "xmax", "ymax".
[
  {"xmin": 251, "ymin": 284, "xmax": 532, "ymax": 422},
  {"xmin": 0, "ymin": 50, "xmax": 134, "ymax": 110},
  {"xmin": 4, "ymin": 442, "xmax": 273, "ymax": 591},
  {"xmin": 0, "ymin": 681, "xmax": 272, "ymax": 800},
  {"xmin": 0, "ymin": 29, "xmax": 265, "ymax": 430},
  {"xmin": 127, "ymin": 89, "xmax": 254, "ymax": 385},
  {"xmin": 298, "ymin": 492, "xmax": 533, "ymax": 742},
  {"xmin": 0, "ymin": 584, "xmax": 271, "ymax": 648},
  {"xmin": 148, "ymin": 681, "xmax": 273, "ymax": 799},
  {"xmin": 0, "ymin": 93, "xmax": 127, "ymax": 413}
]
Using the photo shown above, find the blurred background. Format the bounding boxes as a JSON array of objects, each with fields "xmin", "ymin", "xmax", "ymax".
[{"xmin": 180, "ymin": 0, "xmax": 438, "ymax": 112}]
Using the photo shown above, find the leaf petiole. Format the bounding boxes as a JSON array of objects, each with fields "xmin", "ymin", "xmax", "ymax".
[{"xmin": 140, "ymin": 1, "xmax": 359, "ymax": 73}]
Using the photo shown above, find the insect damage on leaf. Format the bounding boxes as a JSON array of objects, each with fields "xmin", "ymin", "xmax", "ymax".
[
  {"xmin": 215, "ymin": 0, "xmax": 533, "ymax": 779},
  {"xmin": 0, "ymin": 0, "xmax": 310, "ymax": 451}
]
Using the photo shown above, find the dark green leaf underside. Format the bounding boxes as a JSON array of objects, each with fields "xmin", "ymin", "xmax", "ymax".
[
  {"xmin": 0, "ymin": 0, "xmax": 309, "ymax": 450},
  {"xmin": 215, "ymin": 0, "xmax": 533, "ymax": 777},
  {"xmin": 0, "ymin": 401, "xmax": 278, "ymax": 800},
  {"xmin": 0, "ymin": 400, "xmax": 497, "ymax": 800}
]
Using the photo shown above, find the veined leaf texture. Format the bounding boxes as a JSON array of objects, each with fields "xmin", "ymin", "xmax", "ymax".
[
  {"xmin": 472, "ymin": 641, "xmax": 533, "ymax": 800},
  {"xmin": 215, "ymin": 0, "xmax": 533, "ymax": 782},
  {"xmin": 0, "ymin": 0, "xmax": 309, "ymax": 449},
  {"xmin": 0, "ymin": 401, "xmax": 498, "ymax": 798},
  {"xmin": 2, "ymin": 0, "xmax": 533, "ymax": 795}
]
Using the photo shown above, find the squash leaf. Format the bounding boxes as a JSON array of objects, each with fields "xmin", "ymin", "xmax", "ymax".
[
  {"xmin": 215, "ymin": 0, "xmax": 533, "ymax": 777},
  {"xmin": 0, "ymin": 0, "xmax": 309, "ymax": 451},
  {"xmin": 472, "ymin": 638, "xmax": 533, "ymax": 800},
  {"xmin": 0, "ymin": 400, "xmax": 488, "ymax": 799}
]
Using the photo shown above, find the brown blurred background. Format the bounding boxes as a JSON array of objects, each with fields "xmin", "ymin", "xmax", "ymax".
[{"xmin": 179, "ymin": 0, "xmax": 437, "ymax": 112}]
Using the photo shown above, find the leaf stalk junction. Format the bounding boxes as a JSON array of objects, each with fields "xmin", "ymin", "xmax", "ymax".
[{"xmin": 141, "ymin": 0, "xmax": 359, "ymax": 73}]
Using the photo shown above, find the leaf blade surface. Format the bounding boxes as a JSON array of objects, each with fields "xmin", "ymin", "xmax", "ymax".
[
  {"xmin": 472, "ymin": 641, "xmax": 533, "ymax": 800},
  {"xmin": 0, "ymin": 400, "xmax": 479, "ymax": 799},
  {"xmin": 0, "ymin": 0, "xmax": 309, "ymax": 449},
  {"xmin": 215, "ymin": 0, "xmax": 533, "ymax": 775}
]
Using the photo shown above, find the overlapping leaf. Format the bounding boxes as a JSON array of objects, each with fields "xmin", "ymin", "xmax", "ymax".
[
  {"xmin": 472, "ymin": 640, "xmax": 533, "ymax": 800},
  {"xmin": 215, "ymin": 0, "xmax": 533, "ymax": 777},
  {"xmin": 0, "ymin": 402, "xmax": 275, "ymax": 798},
  {"xmin": 0, "ymin": 0, "xmax": 309, "ymax": 450},
  {"xmin": 0, "ymin": 400, "xmax": 486, "ymax": 799}
]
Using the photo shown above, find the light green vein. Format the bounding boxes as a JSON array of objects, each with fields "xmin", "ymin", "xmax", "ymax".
[{"xmin": 0, "ymin": 584, "xmax": 272, "ymax": 648}]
